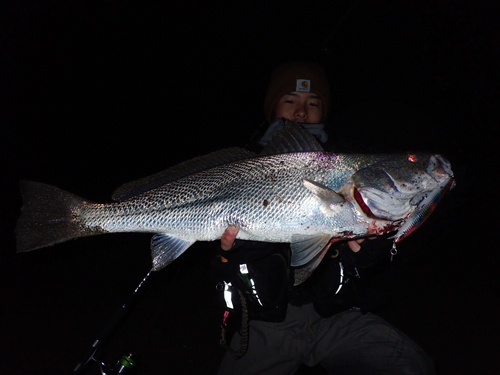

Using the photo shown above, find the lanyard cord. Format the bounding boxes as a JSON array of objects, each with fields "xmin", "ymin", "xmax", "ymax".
[{"xmin": 219, "ymin": 288, "xmax": 249, "ymax": 359}]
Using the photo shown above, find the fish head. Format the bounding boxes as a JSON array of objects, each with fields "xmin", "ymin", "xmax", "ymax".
[{"xmin": 351, "ymin": 154, "xmax": 454, "ymax": 222}]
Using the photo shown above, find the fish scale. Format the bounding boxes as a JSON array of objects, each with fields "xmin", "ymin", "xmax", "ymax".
[
  {"xmin": 79, "ymin": 153, "xmax": 390, "ymax": 242},
  {"xmin": 16, "ymin": 122, "xmax": 454, "ymax": 285}
]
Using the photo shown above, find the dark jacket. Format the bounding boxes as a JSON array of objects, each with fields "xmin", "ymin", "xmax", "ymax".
[{"xmin": 213, "ymin": 237, "xmax": 391, "ymax": 321}]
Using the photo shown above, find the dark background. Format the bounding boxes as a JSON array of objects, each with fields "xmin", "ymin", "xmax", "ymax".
[{"xmin": 1, "ymin": 1, "xmax": 498, "ymax": 374}]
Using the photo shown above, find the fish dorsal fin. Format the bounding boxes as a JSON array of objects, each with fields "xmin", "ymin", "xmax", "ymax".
[
  {"xmin": 302, "ymin": 178, "xmax": 345, "ymax": 206},
  {"xmin": 260, "ymin": 119, "xmax": 324, "ymax": 155},
  {"xmin": 151, "ymin": 234, "xmax": 196, "ymax": 271},
  {"xmin": 291, "ymin": 233, "xmax": 332, "ymax": 285},
  {"xmin": 112, "ymin": 147, "xmax": 256, "ymax": 201}
]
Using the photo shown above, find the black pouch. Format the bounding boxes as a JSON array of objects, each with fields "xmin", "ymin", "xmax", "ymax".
[{"xmin": 212, "ymin": 241, "xmax": 292, "ymax": 322}]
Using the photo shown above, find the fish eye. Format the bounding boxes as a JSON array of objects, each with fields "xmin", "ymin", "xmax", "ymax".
[{"xmin": 407, "ymin": 154, "xmax": 418, "ymax": 163}]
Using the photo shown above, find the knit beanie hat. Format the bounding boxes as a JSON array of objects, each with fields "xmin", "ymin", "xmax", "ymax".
[{"xmin": 263, "ymin": 62, "xmax": 331, "ymax": 123}]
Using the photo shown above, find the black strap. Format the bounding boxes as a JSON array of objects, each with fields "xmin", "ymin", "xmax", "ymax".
[{"xmin": 220, "ymin": 289, "xmax": 249, "ymax": 359}]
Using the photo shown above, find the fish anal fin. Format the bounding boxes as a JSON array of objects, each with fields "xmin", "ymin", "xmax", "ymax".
[
  {"xmin": 293, "ymin": 240, "xmax": 332, "ymax": 285},
  {"xmin": 151, "ymin": 234, "xmax": 196, "ymax": 271},
  {"xmin": 290, "ymin": 233, "xmax": 331, "ymax": 267}
]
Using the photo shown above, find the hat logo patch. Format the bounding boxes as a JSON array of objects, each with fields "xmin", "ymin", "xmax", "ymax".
[{"xmin": 296, "ymin": 79, "xmax": 310, "ymax": 92}]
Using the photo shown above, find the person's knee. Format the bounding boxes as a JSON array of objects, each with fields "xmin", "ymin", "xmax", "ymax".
[{"xmin": 394, "ymin": 346, "xmax": 437, "ymax": 375}]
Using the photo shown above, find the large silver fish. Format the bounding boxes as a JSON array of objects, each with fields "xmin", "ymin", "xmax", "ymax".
[{"xmin": 16, "ymin": 121, "xmax": 454, "ymax": 284}]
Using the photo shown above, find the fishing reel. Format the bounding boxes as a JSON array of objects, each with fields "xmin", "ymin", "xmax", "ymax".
[
  {"xmin": 73, "ymin": 270, "xmax": 153, "ymax": 375},
  {"xmin": 73, "ymin": 346, "xmax": 139, "ymax": 375},
  {"xmin": 91, "ymin": 350, "xmax": 139, "ymax": 375}
]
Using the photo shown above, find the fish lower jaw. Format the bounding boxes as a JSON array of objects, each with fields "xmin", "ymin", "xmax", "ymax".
[{"xmin": 326, "ymin": 220, "xmax": 400, "ymax": 241}]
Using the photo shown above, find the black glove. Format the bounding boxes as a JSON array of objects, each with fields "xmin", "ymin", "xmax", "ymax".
[{"xmin": 339, "ymin": 236, "xmax": 393, "ymax": 268}]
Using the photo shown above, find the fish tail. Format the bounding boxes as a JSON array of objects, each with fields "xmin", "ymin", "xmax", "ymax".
[{"xmin": 16, "ymin": 181, "xmax": 96, "ymax": 252}]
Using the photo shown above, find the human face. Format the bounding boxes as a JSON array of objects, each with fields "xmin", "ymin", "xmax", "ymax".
[{"xmin": 273, "ymin": 91, "xmax": 324, "ymax": 124}]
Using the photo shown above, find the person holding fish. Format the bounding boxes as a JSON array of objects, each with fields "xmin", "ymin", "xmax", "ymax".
[
  {"xmin": 16, "ymin": 60, "xmax": 452, "ymax": 374},
  {"xmin": 15, "ymin": 59, "xmax": 452, "ymax": 373},
  {"xmin": 215, "ymin": 61, "xmax": 437, "ymax": 374}
]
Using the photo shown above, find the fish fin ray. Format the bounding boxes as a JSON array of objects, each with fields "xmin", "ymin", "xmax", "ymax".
[
  {"xmin": 16, "ymin": 181, "xmax": 98, "ymax": 252},
  {"xmin": 302, "ymin": 178, "xmax": 345, "ymax": 205},
  {"xmin": 260, "ymin": 120, "xmax": 324, "ymax": 155},
  {"xmin": 151, "ymin": 234, "xmax": 196, "ymax": 271},
  {"xmin": 113, "ymin": 148, "xmax": 256, "ymax": 201},
  {"xmin": 113, "ymin": 120, "xmax": 320, "ymax": 200},
  {"xmin": 290, "ymin": 234, "xmax": 331, "ymax": 266},
  {"xmin": 293, "ymin": 245, "xmax": 331, "ymax": 285}
]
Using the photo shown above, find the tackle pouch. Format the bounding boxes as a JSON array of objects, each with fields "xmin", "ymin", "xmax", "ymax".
[{"xmin": 212, "ymin": 241, "xmax": 292, "ymax": 322}]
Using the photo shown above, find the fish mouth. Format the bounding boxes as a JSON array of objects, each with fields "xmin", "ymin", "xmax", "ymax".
[
  {"xmin": 393, "ymin": 176, "xmax": 455, "ymax": 243},
  {"xmin": 427, "ymin": 154, "xmax": 455, "ymax": 187}
]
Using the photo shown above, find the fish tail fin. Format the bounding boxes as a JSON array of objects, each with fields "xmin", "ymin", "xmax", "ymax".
[{"xmin": 16, "ymin": 181, "xmax": 92, "ymax": 252}]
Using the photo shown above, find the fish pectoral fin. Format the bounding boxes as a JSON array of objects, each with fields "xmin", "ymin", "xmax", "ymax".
[
  {"xmin": 151, "ymin": 234, "xmax": 196, "ymax": 271},
  {"xmin": 302, "ymin": 178, "xmax": 345, "ymax": 206},
  {"xmin": 293, "ymin": 242, "xmax": 332, "ymax": 285},
  {"xmin": 290, "ymin": 233, "xmax": 332, "ymax": 267}
]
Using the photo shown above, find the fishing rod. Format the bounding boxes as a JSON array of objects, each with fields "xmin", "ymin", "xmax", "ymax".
[{"xmin": 73, "ymin": 268, "xmax": 155, "ymax": 375}]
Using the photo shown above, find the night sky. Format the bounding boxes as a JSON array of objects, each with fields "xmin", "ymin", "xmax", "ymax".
[{"xmin": 1, "ymin": 1, "xmax": 499, "ymax": 374}]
